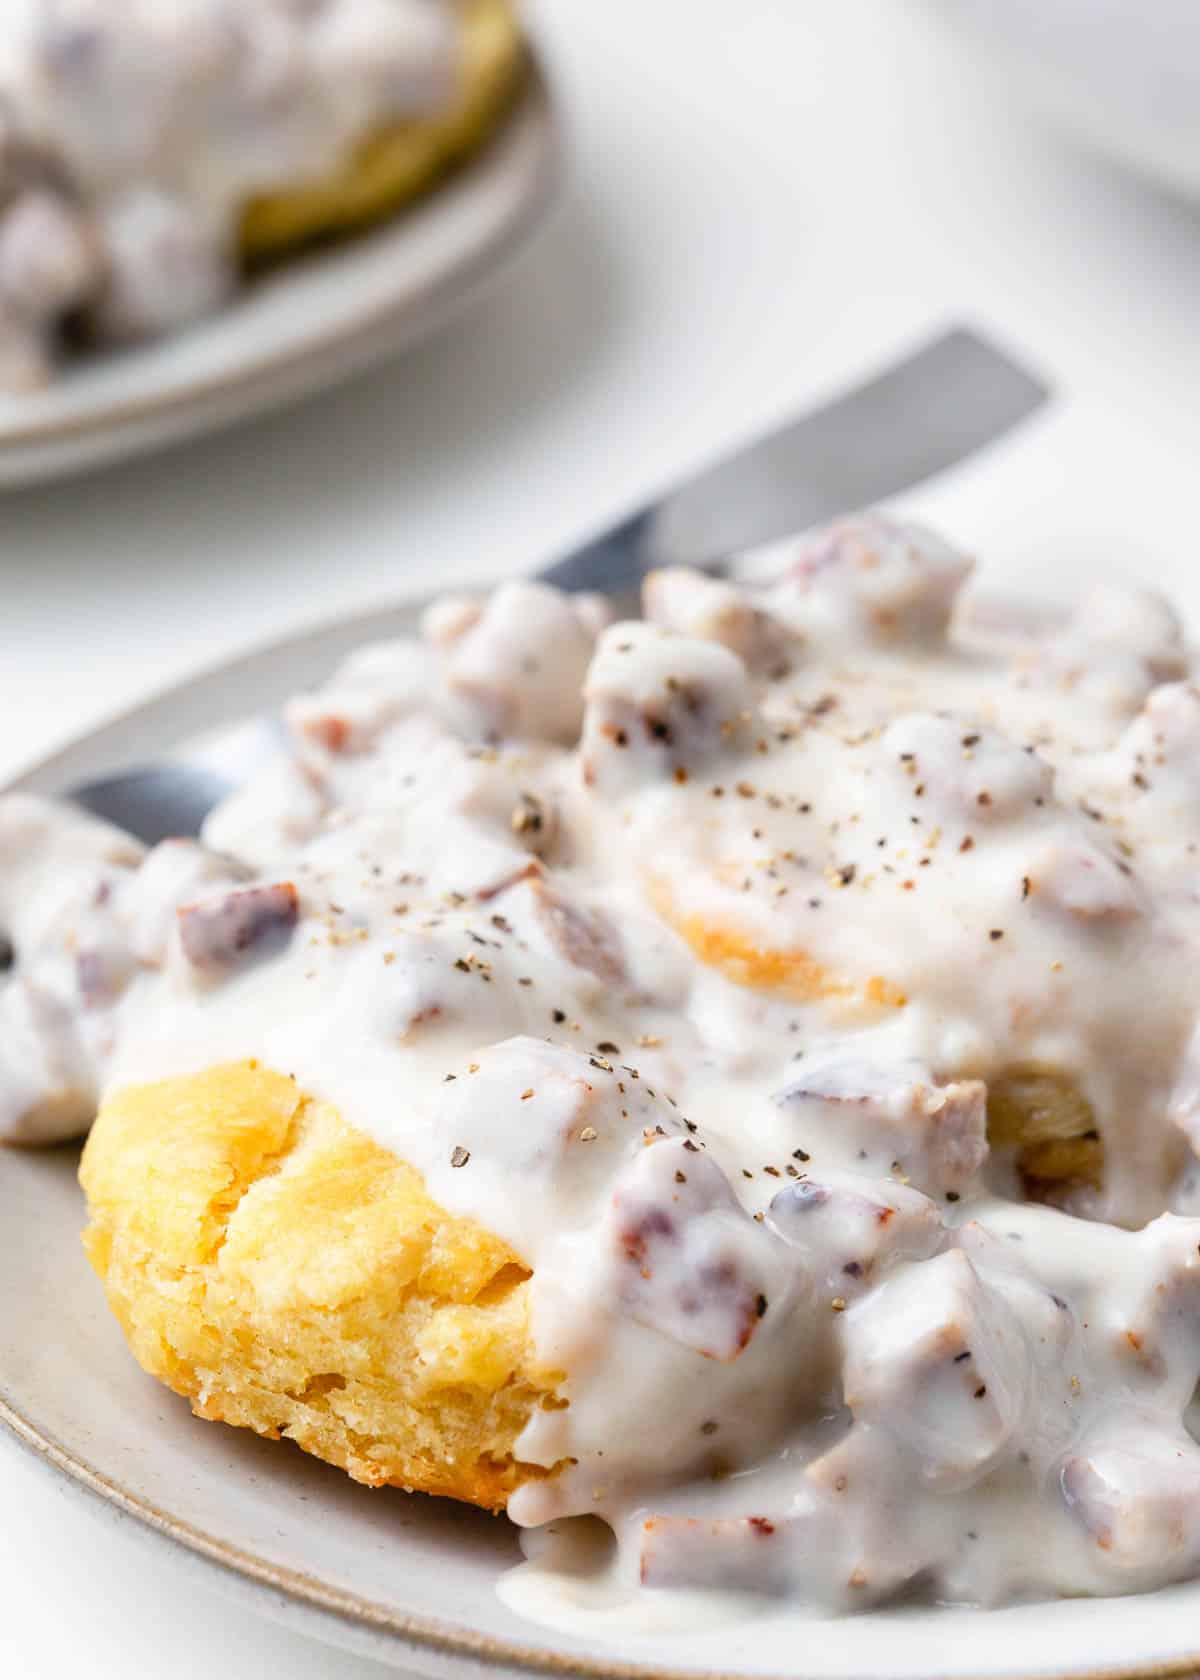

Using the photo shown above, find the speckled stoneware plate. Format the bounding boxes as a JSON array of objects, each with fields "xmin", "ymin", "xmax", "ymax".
[
  {"xmin": 4, "ymin": 589, "xmax": 1200, "ymax": 1680},
  {"xmin": 0, "ymin": 58, "xmax": 558, "ymax": 489}
]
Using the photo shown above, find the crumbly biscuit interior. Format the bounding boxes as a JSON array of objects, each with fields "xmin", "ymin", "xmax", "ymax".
[
  {"xmin": 79, "ymin": 1061, "xmax": 561, "ymax": 1508},
  {"xmin": 986, "ymin": 1067, "xmax": 1105, "ymax": 1203}
]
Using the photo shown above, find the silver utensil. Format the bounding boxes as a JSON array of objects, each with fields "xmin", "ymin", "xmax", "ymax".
[{"xmin": 68, "ymin": 325, "xmax": 1050, "ymax": 845}]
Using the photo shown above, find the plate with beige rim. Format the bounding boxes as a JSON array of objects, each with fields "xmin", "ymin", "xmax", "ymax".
[
  {"xmin": 0, "ymin": 55, "xmax": 559, "ymax": 489},
  {"xmin": 3, "ymin": 582, "xmax": 1200, "ymax": 1680}
]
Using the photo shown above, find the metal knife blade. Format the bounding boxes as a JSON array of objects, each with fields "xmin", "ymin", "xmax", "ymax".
[
  {"xmin": 540, "ymin": 325, "xmax": 1049, "ymax": 597},
  {"xmin": 66, "ymin": 324, "xmax": 1050, "ymax": 842}
]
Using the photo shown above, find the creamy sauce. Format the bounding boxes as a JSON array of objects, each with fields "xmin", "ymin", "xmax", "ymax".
[
  {"xmin": 6, "ymin": 515, "xmax": 1200, "ymax": 1615},
  {"xmin": 0, "ymin": 0, "xmax": 459, "ymax": 387},
  {"xmin": 497, "ymin": 1519, "xmax": 772, "ymax": 1636}
]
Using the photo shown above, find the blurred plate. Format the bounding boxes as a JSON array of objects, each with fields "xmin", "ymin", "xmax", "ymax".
[
  {"xmin": 6, "ymin": 567, "xmax": 1200, "ymax": 1679},
  {"xmin": 931, "ymin": 0, "xmax": 1200, "ymax": 200},
  {"xmin": 0, "ymin": 58, "xmax": 559, "ymax": 488}
]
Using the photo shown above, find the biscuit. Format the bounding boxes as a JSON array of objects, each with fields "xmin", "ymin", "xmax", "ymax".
[
  {"xmin": 987, "ymin": 1067, "xmax": 1104, "ymax": 1200},
  {"xmin": 79, "ymin": 1061, "xmax": 561, "ymax": 1509},
  {"xmin": 240, "ymin": 0, "xmax": 525, "ymax": 264}
]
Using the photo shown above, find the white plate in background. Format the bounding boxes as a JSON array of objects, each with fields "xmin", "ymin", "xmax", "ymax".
[
  {"xmin": 0, "ymin": 58, "xmax": 559, "ymax": 489},
  {"xmin": 930, "ymin": 0, "xmax": 1200, "ymax": 201}
]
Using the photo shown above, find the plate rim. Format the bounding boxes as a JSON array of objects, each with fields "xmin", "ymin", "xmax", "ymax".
[
  {"xmin": 6, "ymin": 585, "xmax": 1200, "ymax": 1680},
  {"xmin": 9, "ymin": 1354, "xmax": 1200, "ymax": 1680},
  {"xmin": 0, "ymin": 48, "xmax": 560, "ymax": 452}
]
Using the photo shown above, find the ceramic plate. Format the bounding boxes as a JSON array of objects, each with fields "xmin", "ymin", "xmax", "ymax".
[
  {"xmin": 931, "ymin": 0, "xmax": 1200, "ymax": 200},
  {"xmin": 0, "ymin": 60, "xmax": 559, "ymax": 488},
  {"xmin": 4, "ymin": 584, "xmax": 1200, "ymax": 1680}
]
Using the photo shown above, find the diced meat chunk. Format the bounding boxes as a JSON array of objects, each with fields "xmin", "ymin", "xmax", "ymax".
[
  {"xmin": 607, "ymin": 1137, "xmax": 790, "ymax": 1362},
  {"xmin": 0, "ymin": 314, "xmax": 51, "ymax": 391},
  {"xmin": 94, "ymin": 187, "xmax": 232, "ymax": 339},
  {"xmin": 767, "ymin": 1172, "xmax": 944, "ymax": 1298},
  {"xmin": 951, "ymin": 1222, "xmax": 1078, "ymax": 1405},
  {"xmin": 286, "ymin": 639, "xmax": 439, "ymax": 756},
  {"xmin": 642, "ymin": 568, "xmax": 793, "ymax": 675},
  {"xmin": 1123, "ymin": 681, "xmax": 1200, "ymax": 763},
  {"xmin": 1107, "ymin": 1215, "xmax": 1200, "ymax": 1405},
  {"xmin": 0, "ymin": 189, "xmax": 101, "ymax": 389},
  {"xmin": 331, "ymin": 738, "xmax": 561, "ymax": 900},
  {"xmin": 572, "ymin": 592, "xmax": 618, "ymax": 641},
  {"xmin": 366, "ymin": 737, "xmax": 565, "ymax": 888},
  {"xmin": 508, "ymin": 875, "xmax": 626, "ymax": 988},
  {"xmin": 1169, "ymin": 1022, "xmax": 1200, "ymax": 1161},
  {"xmin": 428, "ymin": 1038, "xmax": 688, "ymax": 1248},
  {"xmin": 0, "ymin": 797, "xmax": 159, "ymax": 1141},
  {"xmin": 748, "ymin": 513, "xmax": 972, "ymax": 646},
  {"xmin": 0, "ymin": 794, "xmax": 143, "ymax": 942},
  {"xmin": 1069, "ymin": 585, "xmax": 1185, "ymax": 682},
  {"xmin": 581, "ymin": 623, "xmax": 758, "ymax": 794},
  {"xmin": 421, "ymin": 595, "xmax": 484, "ymax": 647},
  {"xmin": 126, "ymin": 839, "xmax": 248, "ymax": 963},
  {"xmin": 1101, "ymin": 684, "xmax": 1200, "ymax": 841},
  {"xmin": 0, "ymin": 977, "xmax": 95, "ymax": 1144},
  {"xmin": 433, "ymin": 581, "xmax": 609, "ymax": 745},
  {"xmin": 177, "ymin": 882, "xmax": 299, "ymax": 972},
  {"xmin": 637, "ymin": 1482, "xmax": 922, "ymax": 1607},
  {"xmin": 0, "ymin": 793, "xmax": 147, "ymax": 1025},
  {"xmin": 261, "ymin": 0, "xmax": 458, "ymax": 109},
  {"xmin": 638, "ymin": 1511, "xmax": 800, "ymax": 1593},
  {"xmin": 201, "ymin": 756, "xmax": 328, "ymax": 866},
  {"xmin": 0, "ymin": 189, "xmax": 99, "ymax": 322},
  {"xmin": 841, "ymin": 1249, "xmax": 1032, "ymax": 1487},
  {"xmin": 881, "ymin": 714, "xmax": 1053, "ymax": 827},
  {"xmin": 1013, "ymin": 585, "xmax": 1185, "ymax": 714},
  {"xmin": 1061, "ymin": 1417, "xmax": 1200, "ymax": 1580},
  {"xmin": 1023, "ymin": 840, "xmax": 1142, "ymax": 921},
  {"xmin": 774, "ymin": 1053, "xmax": 988, "ymax": 1199},
  {"xmin": 75, "ymin": 942, "xmax": 136, "ymax": 1008}
]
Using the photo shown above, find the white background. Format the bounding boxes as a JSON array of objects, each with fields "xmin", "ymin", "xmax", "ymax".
[{"xmin": 2, "ymin": 2, "xmax": 1199, "ymax": 1674}]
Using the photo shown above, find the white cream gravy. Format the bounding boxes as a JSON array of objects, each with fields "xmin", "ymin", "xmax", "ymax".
[
  {"xmin": 5, "ymin": 516, "xmax": 1200, "ymax": 1617},
  {"xmin": 0, "ymin": 0, "xmax": 459, "ymax": 386}
]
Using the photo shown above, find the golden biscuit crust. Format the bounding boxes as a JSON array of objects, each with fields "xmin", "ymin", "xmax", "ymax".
[
  {"xmin": 986, "ymin": 1066, "xmax": 1104, "ymax": 1202},
  {"xmin": 80, "ymin": 1062, "xmax": 561, "ymax": 1509},
  {"xmin": 239, "ymin": 0, "xmax": 526, "ymax": 263}
]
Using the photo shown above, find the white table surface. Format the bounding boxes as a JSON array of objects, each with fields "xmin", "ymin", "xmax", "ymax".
[{"xmin": 3, "ymin": 2, "xmax": 1200, "ymax": 1675}]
